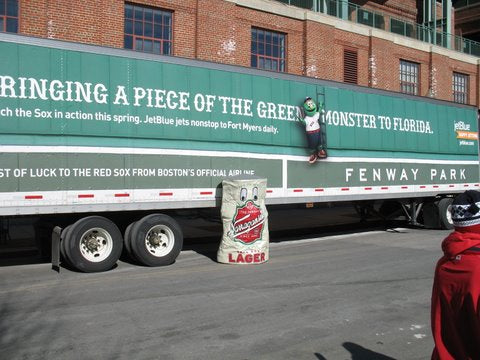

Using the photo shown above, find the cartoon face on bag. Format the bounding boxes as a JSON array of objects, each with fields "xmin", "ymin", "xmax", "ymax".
[{"xmin": 239, "ymin": 186, "xmax": 259, "ymax": 204}]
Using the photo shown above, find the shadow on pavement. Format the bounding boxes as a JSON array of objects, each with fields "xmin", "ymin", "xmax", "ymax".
[
  {"xmin": 343, "ymin": 341, "xmax": 397, "ymax": 359},
  {"xmin": 315, "ymin": 342, "xmax": 397, "ymax": 360}
]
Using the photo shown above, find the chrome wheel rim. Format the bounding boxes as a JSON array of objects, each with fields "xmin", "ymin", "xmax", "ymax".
[
  {"xmin": 145, "ymin": 225, "xmax": 175, "ymax": 257},
  {"xmin": 79, "ymin": 228, "xmax": 113, "ymax": 262}
]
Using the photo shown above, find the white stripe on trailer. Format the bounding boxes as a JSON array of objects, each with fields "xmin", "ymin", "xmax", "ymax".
[
  {"xmin": 11, "ymin": 183, "xmax": 478, "ymax": 206},
  {"xmin": 0, "ymin": 145, "xmax": 476, "ymax": 165}
]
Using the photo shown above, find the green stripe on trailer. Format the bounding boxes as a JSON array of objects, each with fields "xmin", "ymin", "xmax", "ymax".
[
  {"xmin": 0, "ymin": 152, "xmax": 282, "ymax": 191},
  {"xmin": 0, "ymin": 150, "xmax": 476, "ymax": 192},
  {"xmin": 287, "ymin": 160, "xmax": 478, "ymax": 188}
]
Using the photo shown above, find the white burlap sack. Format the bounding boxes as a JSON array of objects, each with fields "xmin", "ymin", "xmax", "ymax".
[{"xmin": 217, "ymin": 178, "xmax": 269, "ymax": 264}]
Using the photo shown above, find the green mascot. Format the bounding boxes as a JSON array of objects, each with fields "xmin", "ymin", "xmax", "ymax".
[{"xmin": 297, "ymin": 97, "xmax": 327, "ymax": 163}]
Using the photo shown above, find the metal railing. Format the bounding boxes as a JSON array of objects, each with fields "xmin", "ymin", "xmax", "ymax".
[{"xmin": 276, "ymin": 0, "xmax": 480, "ymax": 57}]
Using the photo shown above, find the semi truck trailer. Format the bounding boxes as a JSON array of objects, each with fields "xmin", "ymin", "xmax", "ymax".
[{"xmin": 0, "ymin": 32, "xmax": 478, "ymax": 272}]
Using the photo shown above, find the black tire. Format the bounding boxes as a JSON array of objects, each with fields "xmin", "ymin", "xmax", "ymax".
[
  {"xmin": 60, "ymin": 225, "xmax": 73, "ymax": 266},
  {"xmin": 438, "ymin": 197, "xmax": 454, "ymax": 230},
  {"xmin": 130, "ymin": 214, "xmax": 183, "ymax": 267},
  {"xmin": 123, "ymin": 221, "xmax": 137, "ymax": 261},
  {"xmin": 64, "ymin": 216, "xmax": 123, "ymax": 272}
]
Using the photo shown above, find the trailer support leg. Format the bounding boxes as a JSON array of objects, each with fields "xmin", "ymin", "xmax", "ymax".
[
  {"xmin": 51, "ymin": 226, "xmax": 62, "ymax": 273},
  {"xmin": 401, "ymin": 200, "xmax": 424, "ymax": 227}
]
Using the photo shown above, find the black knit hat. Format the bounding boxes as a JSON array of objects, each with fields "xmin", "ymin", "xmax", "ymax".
[{"xmin": 450, "ymin": 190, "xmax": 480, "ymax": 228}]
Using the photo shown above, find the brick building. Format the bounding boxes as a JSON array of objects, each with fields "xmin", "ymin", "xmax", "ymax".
[{"xmin": 2, "ymin": 0, "xmax": 480, "ymax": 107}]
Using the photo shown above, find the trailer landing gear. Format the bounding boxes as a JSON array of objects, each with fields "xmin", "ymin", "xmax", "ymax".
[{"xmin": 377, "ymin": 197, "xmax": 454, "ymax": 230}]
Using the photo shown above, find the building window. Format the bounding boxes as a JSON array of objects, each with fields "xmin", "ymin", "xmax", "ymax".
[
  {"xmin": 343, "ymin": 49, "xmax": 358, "ymax": 84},
  {"xmin": 453, "ymin": 72, "xmax": 469, "ymax": 104},
  {"xmin": 0, "ymin": 0, "xmax": 18, "ymax": 33},
  {"xmin": 124, "ymin": 3, "xmax": 172, "ymax": 55},
  {"xmin": 400, "ymin": 60, "xmax": 419, "ymax": 95},
  {"xmin": 251, "ymin": 27, "xmax": 286, "ymax": 72}
]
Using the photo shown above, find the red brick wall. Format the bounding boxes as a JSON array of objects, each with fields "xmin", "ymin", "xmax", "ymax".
[
  {"xmin": 304, "ymin": 21, "xmax": 336, "ymax": 81},
  {"xmin": 21, "ymin": 0, "xmax": 124, "ymax": 47},
  {"xmin": 16, "ymin": 0, "xmax": 480, "ymax": 107}
]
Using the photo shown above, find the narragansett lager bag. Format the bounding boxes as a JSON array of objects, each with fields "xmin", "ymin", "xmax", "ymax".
[{"xmin": 217, "ymin": 178, "xmax": 269, "ymax": 264}]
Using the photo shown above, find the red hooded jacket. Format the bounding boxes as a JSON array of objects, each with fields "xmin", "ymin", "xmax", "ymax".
[{"xmin": 431, "ymin": 229, "xmax": 480, "ymax": 359}]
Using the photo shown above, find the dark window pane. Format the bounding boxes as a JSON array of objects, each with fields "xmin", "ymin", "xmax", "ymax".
[
  {"xmin": 144, "ymin": 39, "xmax": 153, "ymax": 52},
  {"xmin": 153, "ymin": 41, "xmax": 161, "ymax": 54},
  {"xmin": 405, "ymin": 23, "xmax": 414, "ymax": 37},
  {"xmin": 6, "ymin": 17, "xmax": 17, "ymax": 33},
  {"xmin": 125, "ymin": 20, "xmax": 133, "ymax": 34},
  {"xmin": 258, "ymin": 43, "xmax": 264, "ymax": 55},
  {"xmin": 163, "ymin": 26, "xmax": 170, "ymax": 39},
  {"xmin": 272, "ymin": 33, "xmax": 278, "ymax": 46},
  {"xmin": 163, "ymin": 42, "xmax": 171, "ymax": 55},
  {"xmin": 0, "ymin": 0, "xmax": 5, "ymax": 15},
  {"xmin": 154, "ymin": 11, "xmax": 162, "ymax": 23},
  {"xmin": 164, "ymin": 14, "xmax": 172, "ymax": 27},
  {"xmin": 391, "ymin": 19, "xmax": 404, "ymax": 35},
  {"xmin": 144, "ymin": 22, "xmax": 152, "ymax": 37},
  {"xmin": 6, "ymin": 0, "xmax": 16, "ymax": 17},
  {"xmin": 124, "ymin": 35, "xmax": 133, "ymax": 49},
  {"xmin": 135, "ymin": 39, "xmax": 143, "ymax": 51},
  {"xmin": 135, "ymin": 21, "xmax": 143, "ymax": 35},
  {"xmin": 0, "ymin": 18, "xmax": 3, "ymax": 31},
  {"xmin": 289, "ymin": 0, "xmax": 314, "ymax": 10},
  {"xmin": 125, "ymin": 4, "xmax": 133, "ymax": 19},
  {"xmin": 258, "ymin": 31, "xmax": 264, "ymax": 43},
  {"xmin": 154, "ymin": 24, "xmax": 162, "ymax": 38},
  {"xmin": 272, "ymin": 45, "xmax": 279, "ymax": 57},
  {"xmin": 144, "ymin": 9, "xmax": 153, "ymax": 22},
  {"xmin": 251, "ymin": 41, "xmax": 257, "ymax": 53},
  {"xmin": 251, "ymin": 55, "xmax": 257, "ymax": 67},
  {"xmin": 135, "ymin": 8, "xmax": 143, "ymax": 20},
  {"xmin": 272, "ymin": 59, "xmax": 278, "ymax": 71},
  {"xmin": 266, "ymin": 33, "xmax": 272, "ymax": 44},
  {"xmin": 251, "ymin": 29, "xmax": 256, "ymax": 41},
  {"xmin": 265, "ymin": 44, "xmax": 272, "ymax": 56},
  {"xmin": 374, "ymin": 14, "xmax": 384, "ymax": 29}
]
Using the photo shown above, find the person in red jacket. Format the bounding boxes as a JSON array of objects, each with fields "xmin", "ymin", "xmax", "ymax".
[{"xmin": 431, "ymin": 190, "xmax": 480, "ymax": 359}]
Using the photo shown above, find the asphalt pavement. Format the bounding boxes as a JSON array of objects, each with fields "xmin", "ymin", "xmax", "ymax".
[{"xmin": 0, "ymin": 224, "xmax": 445, "ymax": 360}]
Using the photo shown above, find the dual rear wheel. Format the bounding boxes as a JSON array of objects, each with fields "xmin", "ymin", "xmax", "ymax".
[
  {"xmin": 124, "ymin": 214, "xmax": 183, "ymax": 267},
  {"xmin": 60, "ymin": 214, "xmax": 183, "ymax": 272}
]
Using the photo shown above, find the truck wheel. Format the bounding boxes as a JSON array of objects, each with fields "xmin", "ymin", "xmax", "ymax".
[
  {"xmin": 130, "ymin": 214, "xmax": 183, "ymax": 267},
  {"xmin": 123, "ymin": 221, "xmax": 137, "ymax": 261},
  {"xmin": 438, "ymin": 197, "xmax": 454, "ymax": 230},
  {"xmin": 65, "ymin": 216, "xmax": 123, "ymax": 272}
]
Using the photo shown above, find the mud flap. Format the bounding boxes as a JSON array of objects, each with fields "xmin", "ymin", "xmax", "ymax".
[{"xmin": 51, "ymin": 226, "xmax": 62, "ymax": 272}]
